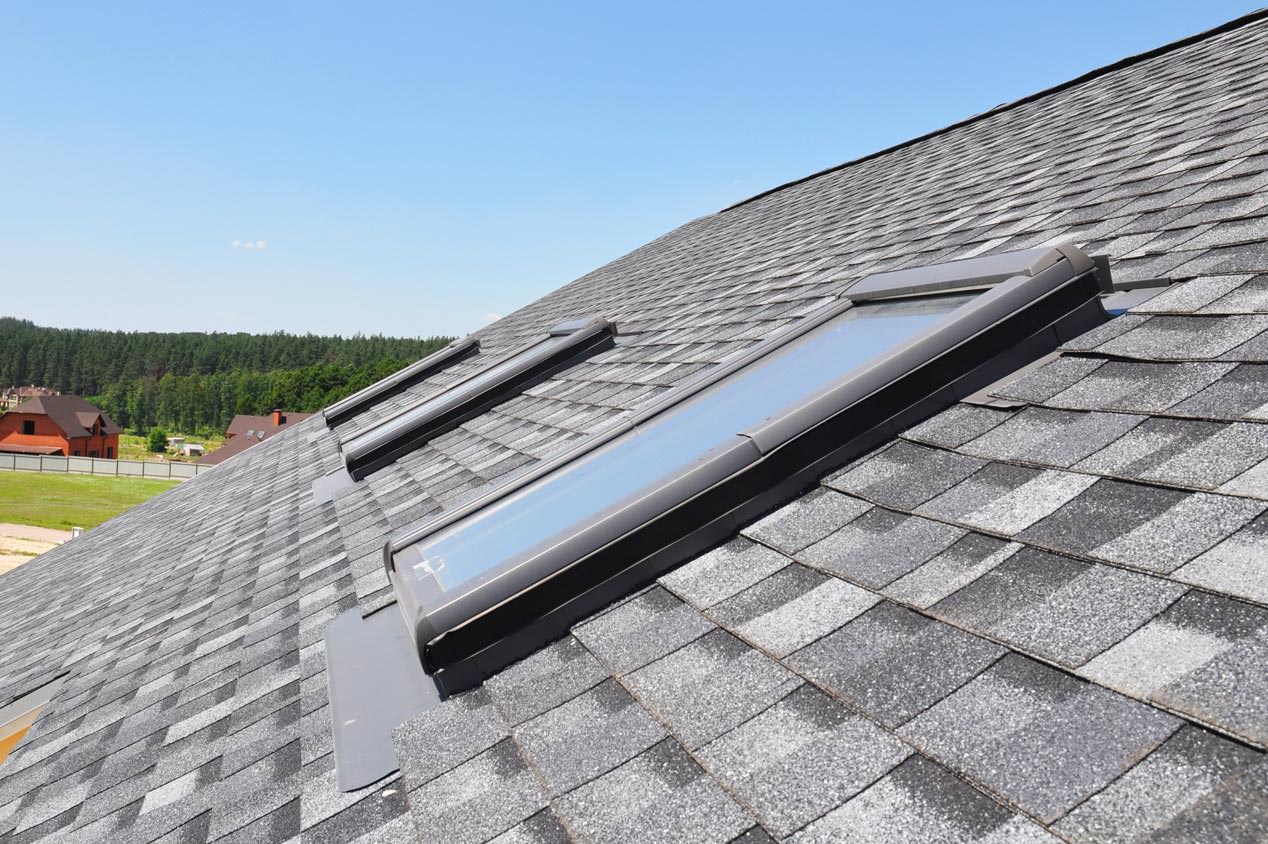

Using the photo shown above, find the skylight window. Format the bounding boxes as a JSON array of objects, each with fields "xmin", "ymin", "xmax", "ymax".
[
  {"xmin": 385, "ymin": 243, "xmax": 1108, "ymax": 690},
  {"xmin": 339, "ymin": 317, "xmax": 616, "ymax": 480},
  {"xmin": 324, "ymin": 243, "xmax": 1110, "ymax": 790},
  {"xmin": 323, "ymin": 336, "xmax": 480, "ymax": 428}
]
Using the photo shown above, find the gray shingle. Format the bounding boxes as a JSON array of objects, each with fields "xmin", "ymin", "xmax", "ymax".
[
  {"xmin": 484, "ymin": 637, "xmax": 608, "ymax": 726},
  {"xmin": 932, "ymin": 548, "xmax": 1186, "ymax": 667},
  {"xmin": 1053, "ymin": 726, "xmax": 1264, "ymax": 844},
  {"xmin": 958, "ymin": 407, "xmax": 1145, "ymax": 468},
  {"xmin": 486, "ymin": 810, "xmax": 569, "ymax": 844},
  {"xmin": 404, "ymin": 740, "xmax": 547, "ymax": 844},
  {"xmin": 788, "ymin": 601, "xmax": 1003, "ymax": 728},
  {"xmin": 1176, "ymin": 365, "xmax": 1268, "ymax": 421},
  {"xmin": 625, "ymin": 630, "xmax": 798, "ymax": 750},
  {"xmin": 514, "ymin": 678, "xmax": 665, "ymax": 796},
  {"xmin": 698, "ymin": 684, "xmax": 910, "ymax": 838},
  {"xmin": 1074, "ymin": 416, "xmax": 1228, "ymax": 480},
  {"xmin": 900, "ymin": 654, "xmax": 1179, "ymax": 822},
  {"xmin": 741, "ymin": 489, "xmax": 871, "ymax": 555},
  {"xmin": 706, "ymin": 564, "xmax": 879, "ymax": 657},
  {"xmin": 790, "ymin": 755, "xmax": 1060, "ymax": 844},
  {"xmin": 658, "ymin": 537, "xmax": 790, "ymax": 609},
  {"xmin": 1017, "ymin": 477, "xmax": 1185, "ymax": 558},
  {"xmin": 1134, "ymin": 594, "xmax": 1268, "ymax": 745},
  {"xmin": 1094, "ymin": 315, "xmax": 1268, "ymax": 360},
  {"xmin": 554, "ymin": 740, "xmax": 752, "ymax": 844},
  {"xmin": 392, "ymin": 687, "xmax": 507, "ymax": 790},
  {"xmin": 914, "ymin": 461, "xmax": 1036, "ymax": 523},
  {"xmin": 824, "ymin": 441, "xmax": 985, "ymax": 510},
  {"xmin": 800, "ymin": 509, "xmax": 965, "ymax": 589},
  {"xmin": 993, "ymin": 356, "xmax": 1106, "ymax": 403},
  {"xmin": 572, "ymin": 586, "xmax": 715, "ymax": 675},
  {"xmin": 883, "ymin": 533, "xmax": 1023, "ymax": 609},
  {"xmin": 1174, "ymin": 511, "xmax": 1268, "ymax": 603},
  {"xmin": 1089, "ymin": 491, "xmax": 1264, "ymax": 573},
  {"xmin": 1204, "ymin": 274, "xmax": 1268, "ymax": 313},
  {"xmin": 901, "ymin": 404, "xmax": 1013, "ymax": 449},
  {"xmin": 1046, "ymin": 361, "xmax": 1235, "ymax": 413}
]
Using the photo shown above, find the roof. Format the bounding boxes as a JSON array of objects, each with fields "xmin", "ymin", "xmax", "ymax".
[
  {"xmin": 224, "ymin": 414, "xmax": 311, "ymax": 440},
  {"xmin": 3, "ymin": 10, "xmax": 1268, "ymax": 843},
  {"xmin": 6, "ymin": 395, "xmax": 121, "ymax": 438},
  {"xmin": 0, "ymin": 444, "xmax": 62, "ymax": 455},
  {"xmin": 197, "ymin": 413, "xmax": 314, "ymax": 466}
]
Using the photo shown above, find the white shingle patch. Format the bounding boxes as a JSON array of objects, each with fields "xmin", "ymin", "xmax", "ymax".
[
  {"xmin": 1174, "ymin": 531, "xmax": 1268, "ymax": 604},
  {"xmin": 1079, "ymin": 620, "xmax": 1231, "ymax": 699},
  {"xmin": 963, "ymin": 470, "xmax": 1095, "ymax": 535},
  {"xmin": 140, "ymin": 767, "xmax": 200, "ymax": 815},
  {"xmin": 1218, "ymin": 458, "xmax": 1268, "ymax": 499}
]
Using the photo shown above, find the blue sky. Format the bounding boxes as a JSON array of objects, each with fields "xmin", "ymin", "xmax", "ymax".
[{"xmin": 0, "ymin": 2, "xmax": 1258, "ymax": 338}]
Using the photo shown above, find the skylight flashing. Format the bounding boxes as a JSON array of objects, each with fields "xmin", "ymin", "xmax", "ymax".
[{"xmin": 340, "ymin": 316, "xmax": 616, "ymax": 480}]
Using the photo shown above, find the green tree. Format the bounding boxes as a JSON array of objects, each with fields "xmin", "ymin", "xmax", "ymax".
[{"xmin": 146, "ymin": 428, "xmax": 168, "ymax": 453}]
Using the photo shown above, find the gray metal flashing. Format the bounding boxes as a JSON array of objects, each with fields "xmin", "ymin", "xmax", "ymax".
[
  {"xmin": 844, "ymin": 245, "xmax": 1074, "ymax": 301},
  {"xmin": 325, "ymin": 606, "xmax": 441, "ymax": 791}
]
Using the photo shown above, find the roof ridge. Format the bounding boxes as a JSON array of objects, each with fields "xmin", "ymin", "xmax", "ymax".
[{"xmin": 721, "ymin": 7, "xmax": 1268, "ymax": 214}]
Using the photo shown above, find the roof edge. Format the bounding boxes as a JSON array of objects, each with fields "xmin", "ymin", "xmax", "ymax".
[{"xmin": 722, "ymin": 7, "xmax": 1268, "ymax": 214}]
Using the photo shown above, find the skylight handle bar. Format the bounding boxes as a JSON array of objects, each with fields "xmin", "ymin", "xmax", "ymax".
[
  {"xmin": 323, "ymin": 336, "xmax": 480, "ymax": 428},
  {"xmin": 342, "ymin": 317, "xmax": 616, "ymax": 480},
  {"xmin": 845, "ymin": 244, "xmax": 1091, "ymax": 301}
]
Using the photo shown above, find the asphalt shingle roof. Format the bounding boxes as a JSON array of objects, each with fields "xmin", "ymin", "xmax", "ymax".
[{"xmin": 3, "ymin": 10, "xmax": 1268, "ymax": 843}]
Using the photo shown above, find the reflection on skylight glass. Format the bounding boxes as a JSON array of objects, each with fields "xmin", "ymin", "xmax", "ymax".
[{"xmin": 408, "ymin": 293, "xmax": 975, "ymax": 595}]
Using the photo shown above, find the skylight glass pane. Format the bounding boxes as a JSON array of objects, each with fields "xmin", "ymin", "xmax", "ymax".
[{"xmin": 406, "ymin": 292, "xmax": 975, "ymax": 593}]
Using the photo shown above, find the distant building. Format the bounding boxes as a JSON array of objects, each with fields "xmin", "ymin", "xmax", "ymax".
[
  {"xmin": 0, "ymin": 385, "xmax": 58, "ymax": 411},
  {"xmin": 0, "ymin": 395, "xmax": 120, "ymax": 458},
  {"xmin": 178, "ymin": 443, "xmax": 205, "ymax": 457},
  {"xmin": 196, "ymin": 409, "xmax": 311, "ymax": 466}
]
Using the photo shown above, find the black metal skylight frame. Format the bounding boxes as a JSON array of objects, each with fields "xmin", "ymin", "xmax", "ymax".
[
  {"xmin": 384, "ymin": 243, "xmax": 1110, "ymax": 693},
  {"xmin": 323, "ymin": 336, "xmax": 480, "ymax": 428},
  {"xmin": 339, "ymin": 316, "xmax": 616, "ymax": 480}
]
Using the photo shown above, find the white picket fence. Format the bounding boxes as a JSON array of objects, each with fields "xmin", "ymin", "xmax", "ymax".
[{"xmin": 0, "ymin": 452, "xmax": 214, "ymax": 480}]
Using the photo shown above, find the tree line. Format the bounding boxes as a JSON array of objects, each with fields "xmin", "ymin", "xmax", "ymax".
[{"xmin": 1, "ymin": 317, "xmax": 451, "ymax": 435}]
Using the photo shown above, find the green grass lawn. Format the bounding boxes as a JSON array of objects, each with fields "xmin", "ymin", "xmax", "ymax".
[
  {"xmin": 0, "ymin": 472, "xmax": 179, "ymax": 531},
  {"xmin": 118, "ymin": 432, "xmax": 226, "ymax": 462}
]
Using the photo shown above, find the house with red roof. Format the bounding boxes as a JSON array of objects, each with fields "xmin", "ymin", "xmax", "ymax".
[{"xmin": 0, "ymin": 395, "xmax": 121, "ymax": 458}]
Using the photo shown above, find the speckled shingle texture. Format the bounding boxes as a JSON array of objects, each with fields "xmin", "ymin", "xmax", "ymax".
[{"xmin": 3, "ymin": 11, "xmax": 1268, "ymax": 844}]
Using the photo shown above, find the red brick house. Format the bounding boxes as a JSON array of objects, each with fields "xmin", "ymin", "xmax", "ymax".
[{"xmin": 0, "ymin": 395, "xmax": 121, "ymax": 458}]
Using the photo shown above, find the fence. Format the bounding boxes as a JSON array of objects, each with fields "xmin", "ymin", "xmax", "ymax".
[{"xmin": 0, "ymin": 453, "xmax": 214, "ymax": 480}]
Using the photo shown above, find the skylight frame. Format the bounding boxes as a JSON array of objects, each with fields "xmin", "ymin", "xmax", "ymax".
[
  {"xmin": 384, "ymin": 243, "xmax": 1108, "ymax": 692},
  {"xmin": 340, "ymin": 316, "xmax": 616, "ymax": 480}
]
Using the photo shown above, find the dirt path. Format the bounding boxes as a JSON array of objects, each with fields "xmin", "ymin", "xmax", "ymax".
[{"xmin": 0, "ymin": 523, "xmax": 71, "ymax": 576}]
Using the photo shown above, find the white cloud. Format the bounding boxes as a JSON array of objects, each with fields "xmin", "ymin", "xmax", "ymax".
[
  {"xmin": 482, "ymin": 313, "xmax": 503, "ymax": 324},
  {"xmin": 230, "ymin": 239, "xmax": 268, "ymax": 250}
]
